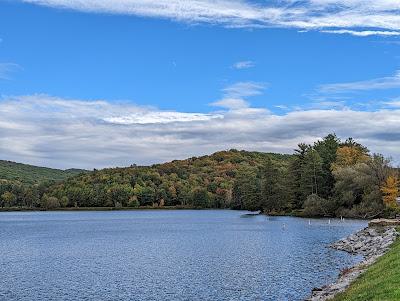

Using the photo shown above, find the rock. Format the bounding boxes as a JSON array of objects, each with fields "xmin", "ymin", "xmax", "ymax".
[
  {"xmin": 369, "ymin": 218, "xmax": 400, "ymax": 227},
  {"xmin": 307, "ymin": 225, "xmax": 398, "ymax": 301}
]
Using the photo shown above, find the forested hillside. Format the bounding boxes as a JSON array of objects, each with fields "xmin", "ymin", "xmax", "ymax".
[
  {"xmin": 0, "ymin": 160, "xmax": 86, "ymax": 184},
  {"xmin": 1, "ymin": 134, "xmax": 399, "ymax": 218}
]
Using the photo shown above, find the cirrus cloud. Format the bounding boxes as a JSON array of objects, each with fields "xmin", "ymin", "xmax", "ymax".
[{"xmin": 19, "ymin": 0, "xmax": 400, "ymax": 36}]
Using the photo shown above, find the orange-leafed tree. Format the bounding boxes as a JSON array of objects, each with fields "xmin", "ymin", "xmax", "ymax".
[{"xmin": 381, "ymin": 175, "xmax": 400, "ymax": 208}]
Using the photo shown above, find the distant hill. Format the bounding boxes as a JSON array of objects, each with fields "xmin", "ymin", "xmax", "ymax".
[
  {"xmin": 43, "ymin": 150, "xmax": 293, "ymax": 209},
  {"xmin": 0, "ymin": 160, "xmax": 87, "ymax": 185},
  {"xmin": 1, "ymin": 137, "xmax": 398, "ymax": 219}
]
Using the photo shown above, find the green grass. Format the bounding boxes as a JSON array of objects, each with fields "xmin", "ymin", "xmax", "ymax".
[
  {"xmin": 0, "ymin": 160, "xmax": 86, "ymax": 185},
  {"xmin": 333, "ymin": 230, "xmax": 400, "ymax": 301}
]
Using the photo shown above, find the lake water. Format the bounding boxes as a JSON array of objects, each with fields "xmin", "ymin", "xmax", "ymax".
[{"xmin": 0, "ymin": 210, "xmax": 366, "ymax": 301}]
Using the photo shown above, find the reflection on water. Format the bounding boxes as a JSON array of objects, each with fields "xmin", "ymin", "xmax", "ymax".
[{"xmin": 0, "ymin": 210, "xmax": 366, "ymax": 301}]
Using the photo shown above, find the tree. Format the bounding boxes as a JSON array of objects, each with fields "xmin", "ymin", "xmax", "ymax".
[
  {"xmin": 303, "ymin": 194, "xmax": 333, "ymax": 217},
  {"xmin": 107, "ymin": 184, "xmax": 134, "ymax": 207},
  {"xmin": 133, "ymin": 184, "xmax": 155, "ymax": 206},
  {"xmin": 260, "ymin": 158, "xmax": 281, "ymax": 213},
  {"xmin": 303, "ymin": 148, "xmax": 323, "ymax": 196},
  {"xmin": 289, "ymin": 143, "xmax": 311, "ymax": 208},
  {"xmin": 381, "ymin": 175, "xmax": 399, "ymax": 208},
  {"xmin": 332, "ymin": 145, "xmax": 369, "ymax": 171},
  {"xmin": 1, "ymin": 191, "xmax": 16, "ymax": 207},
  {"xmin": 128, "ymin": 196, "xmax": 140, "ymax": 207},
  {"xmin": 289, "ymin": 144, "xmax": 323, "ymax": 208},
  {"xmin": 314, "ymin": 134, "xmax": 340, "ymax": 198},
  {"xmin": 333, "ymin": 155, "xmax": 389, "ymax": 218},
  {"xmin": 190, "ymin": 187, "xmax": 209, "ymax": 208},
  {"xmin": 41, "ymin": 194, "xmax": 61, "ymax": 209},
  {"xmin": 232, "ymin": 166, "xmax": 261, "ymax": 211}
]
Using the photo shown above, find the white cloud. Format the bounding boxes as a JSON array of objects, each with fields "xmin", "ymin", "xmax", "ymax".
[
  {"xmin": 318, "ymin": 70, "xmax": 400, "ymax": 93},
  {"xmin": 104, "ymin": 111, "xmax": 222, "ymax": 125},
  {"xmin": 232, "ymin": 61, "xmax": 255, "ymax": 69},
  {"xmin": 210, "ymin": 81, "xmax": 266, "ymax": 110},
  {"xmin": 383, "ymin": 99, "xmax": 400, "ymax": 107},
  {"xmin": 222, "ymin": 81, "xmax": 266, "ymax": 98},
  {"xmin": 0, "ymin": 63, "xmax": 21, "ymax": 80},
  {"xmin": 1, "ymin": 94, "xmax": 400, "ymax": 169},
  {"xmin": 320, "ymin": 29, "xmax": 400, "ymax": 36},
  {"xmin": 210, "ymin": 98, "xmax": 249, "ymax": 110},
  {"xmin": 19, "ymin": 0, "xmax": 400, "ymax": 35}
]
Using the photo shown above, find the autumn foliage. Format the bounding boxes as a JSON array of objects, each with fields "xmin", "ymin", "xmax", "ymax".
[{"xmin": 381, "ymin": 175, "xmax": 400, "ymax": 208}]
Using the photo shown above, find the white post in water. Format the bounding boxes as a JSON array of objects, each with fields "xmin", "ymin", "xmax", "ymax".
[
  {"xmin": 308, "ymin": 219, "xmax": 311, "ymax": 225},
  {"xmin": 328, "ymin": 219, "xmax": 331, "ymax": 225}
]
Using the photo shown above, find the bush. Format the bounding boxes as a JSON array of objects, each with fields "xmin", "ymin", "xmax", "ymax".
[
  {"xmin": 41, "ymin": 194, "xmax": 60, "ymax": 209},
  {"xmin": 303, "ymin": 194, "xmax": 333, "ymax": 217},
  {"xmin": 128, "ymin": 197, "xmax": 140, "ymax": 208}
]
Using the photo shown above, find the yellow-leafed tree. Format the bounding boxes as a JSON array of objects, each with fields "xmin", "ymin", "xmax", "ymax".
[
  {"xmin": 331, "ymin": 146, "xmax": 369, "ymax": 171},
  {"xmin": 381, "ymin": 175, "xmax": 399, "ymax": 208}
]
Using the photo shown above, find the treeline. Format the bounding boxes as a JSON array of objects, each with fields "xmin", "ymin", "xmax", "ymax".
[
  {"xmin": 0, "ymin": 151, "xmax": 290, "ymax": 210},
  {"xmin": 233, "ymin": 135, "xmax": 400, "ymax": 218},
  {"xmin": 1, "ymin": 135, "xmax": 399, "ymax": 218}
]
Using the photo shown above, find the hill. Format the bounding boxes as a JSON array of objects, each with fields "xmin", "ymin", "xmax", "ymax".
[
  {"xmin": 0, "ymin": 160, "xmax": 87, "ymax": 185},
  {"xmin": 1, "ymin": 135, "xmax": 399, "ymax": 219},
  {"xmin": 45, "ymin": 150, "xmax": 293, "ymax": 209}
]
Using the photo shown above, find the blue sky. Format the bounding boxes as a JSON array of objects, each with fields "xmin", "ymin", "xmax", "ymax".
[{"xmin": 1, "ymin": 0, "xmax": 400, "ymax": 168}]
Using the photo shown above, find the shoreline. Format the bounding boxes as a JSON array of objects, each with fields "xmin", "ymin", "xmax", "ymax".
[
  {"xmin": 0, "ymin": 206, "xmax": 206, "ymax": 212},
  {"xmin": 307, "ymin": 220, "xmax": 400, "ymax": 301}
]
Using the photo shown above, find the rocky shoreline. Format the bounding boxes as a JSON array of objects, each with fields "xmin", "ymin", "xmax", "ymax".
[{"xmin": 307, "ymin": 221, "xmax": 399, "ymax": 301}]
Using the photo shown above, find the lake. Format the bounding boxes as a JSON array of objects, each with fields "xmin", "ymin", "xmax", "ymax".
[{"xmin": 0, "ymin": 210, "xmax": 367, "ymax": 301}]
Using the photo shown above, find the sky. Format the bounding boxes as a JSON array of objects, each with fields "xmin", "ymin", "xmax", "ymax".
[{"xmin": 0, "ymin": 0, "xmax": 400, "ymax": 169}]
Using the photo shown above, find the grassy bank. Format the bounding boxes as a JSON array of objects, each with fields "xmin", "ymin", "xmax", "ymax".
[{"xmin": 333, "ymin": 230, "xmax": 400, "ymax": 301}]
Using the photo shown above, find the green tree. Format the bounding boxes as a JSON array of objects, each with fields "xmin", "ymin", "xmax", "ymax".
[
  {"xmin": 190, "ymin": 187, "xmax": 209, "ymax": 208},
  {"xmin": 289, "ymin": 144, "xmax": 323, "ymax": 208},
  {"xmin": 303, "ymin": 148, "xmax": 323, "ymax": 196},
  {"xmin": 260, "ymin": 158, "xmax": 281, "ymax": 213},
  {"xmin": 314, "ymin": 134, "xmax": 340, "ymax": 198},
  {"xmin": 107, "ymin": 184, "xmax": 134, "ymax": 207},
  {"xmin": 232, "ymin": 166, "xmax": 261, "ymax": 211},
  {"xmin": 1, "ymin": 191, "xmax": 16, "ymax": 207},
  {"xmin": 41, "ymin": 194, "xmax": 61, "ymax": 209}
]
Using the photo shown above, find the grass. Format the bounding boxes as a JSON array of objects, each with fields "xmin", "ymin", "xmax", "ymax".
[{"xmin": 333, "ymin": 229, "xmax": 400, "ymax": 301}]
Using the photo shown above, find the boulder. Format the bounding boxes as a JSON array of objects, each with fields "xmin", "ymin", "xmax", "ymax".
[{"xmin": 369, "ymin": 219, "xmax": 400, "ymax": 227}]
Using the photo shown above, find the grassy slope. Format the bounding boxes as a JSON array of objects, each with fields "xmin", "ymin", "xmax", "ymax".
[
  {"xmin": 0, "ymin": 160, "xmax": 86, "ymax": 185},
  {"xmin": 333, "ymin": 234, "xmax": 400, "ymax": 301}
]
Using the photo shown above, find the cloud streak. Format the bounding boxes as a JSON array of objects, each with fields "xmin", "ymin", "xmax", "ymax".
[
  {"xmin": 210, "ymin": 81, "xmax": 266, "ymax": 110},
  {"xmin": 318, "ymin": 70, "xmax": 400, "ymax": 93},
  {"xmin": 20, "ymin": 0, "xmax": 400, "ymax": 36},
  {"xmin": 0, "ymin": 63, "xmax": 21, "ymax": 80},
  {"xmin": 1, "ymin": 94, "xmax": 400, "ymax": 169},
  {"xmin": 232, "ymin": 61, "xmax": 255, "ymax": 69},
  {"xmin": 320, "ymin": 29, "xmax": 400, "ymax": 37}
]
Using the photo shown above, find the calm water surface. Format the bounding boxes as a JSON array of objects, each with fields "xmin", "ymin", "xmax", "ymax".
[{"xmin": 0, "ymin": 210, "xmax": 366, "ymax": 301}]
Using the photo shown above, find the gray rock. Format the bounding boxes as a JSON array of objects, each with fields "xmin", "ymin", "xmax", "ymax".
[{"xmin": 306, "ymin": 225, "xmax": 398, "ymax": 301}]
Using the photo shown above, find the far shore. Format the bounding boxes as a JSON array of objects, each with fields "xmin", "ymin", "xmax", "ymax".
[
  {"xmin": 0, "ymin": 206, "xmax": 227, "ymax": 212},
  {"xmin": 0, "ymin": 207, "xmax": 368, "ymax": 222}
]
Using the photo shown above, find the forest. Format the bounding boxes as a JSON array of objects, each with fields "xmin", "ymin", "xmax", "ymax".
[{"xmin": 1, "ymin": 134, "xmax": 399, "ymax": 218}]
